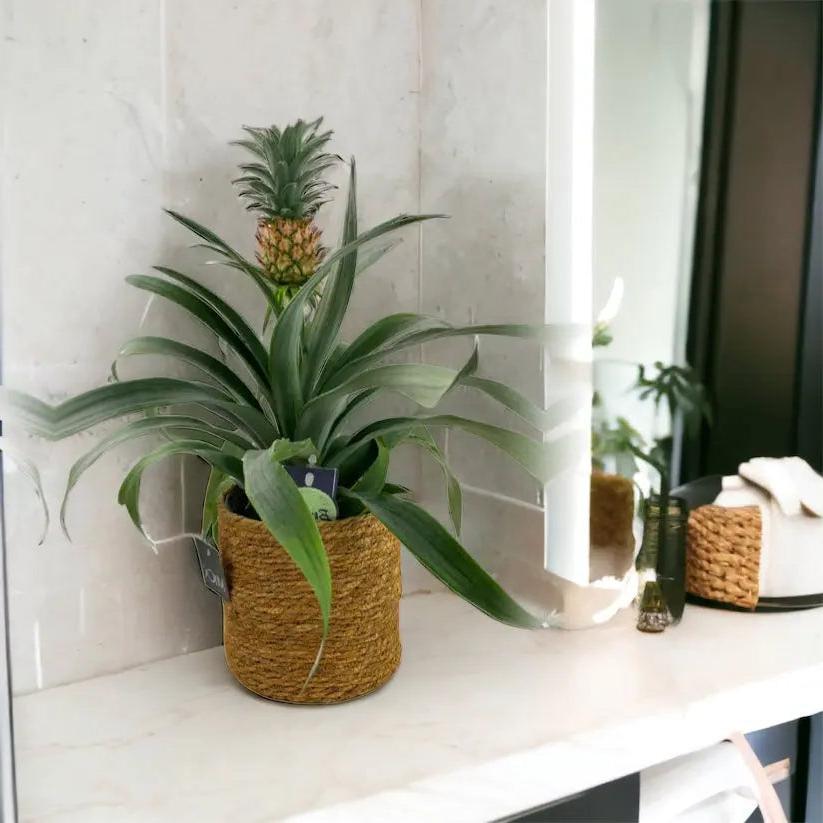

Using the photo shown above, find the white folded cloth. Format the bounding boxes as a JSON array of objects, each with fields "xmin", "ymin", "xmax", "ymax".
[
  {"xmin": 739, "ymin": 456, "xmax": 823, "ymax": 517},
  {"xmin": 640, "ymin": 735, "xmax": 787, "ymax": 822},
  {"xmin": 640, "ymin": 741, "xmax": 759, "ymax": 822},
  {"xmin": 713, "ymin": 457, "xmax": 823, "ymax": 598}
]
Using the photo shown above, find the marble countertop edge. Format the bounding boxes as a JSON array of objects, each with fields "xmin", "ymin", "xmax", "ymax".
[
  {"xmin": 286, "ymin": 659, "xmax": 823, "ymax": 823},
  {"xmin": 13, "ymin": 593, "xmax": 823, "ymax": 822}
]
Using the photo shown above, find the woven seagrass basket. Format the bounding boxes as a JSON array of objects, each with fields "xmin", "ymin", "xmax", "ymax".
[
  {"xmin": 217, "ymin": 495, "xmax": 402, "ymax": 704},
  {"xmin": 676, "ymin": 475, "xmax": 823, "ymax": 612},
  {"xmin": 686, "ymin": 504, "xmax": 762, "ymax": 609}
]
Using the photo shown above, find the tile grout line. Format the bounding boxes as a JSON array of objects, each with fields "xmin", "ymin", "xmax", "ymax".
[
  {"xmin": 160, "ymin": 0, "xmax": 183, "ymax": 534},
  {"xmin": 460, "ymin": 482, "xmax": 544, "ymax": 514}
]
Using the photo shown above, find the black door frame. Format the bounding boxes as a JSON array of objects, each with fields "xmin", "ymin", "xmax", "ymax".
[{"xmin": 684, "ymin": 0, "xmax": 823, "ymax": 479}]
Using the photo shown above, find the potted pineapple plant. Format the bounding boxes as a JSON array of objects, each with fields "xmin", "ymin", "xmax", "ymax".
[{"xmin": 10, "ymin": 119, "xmax": 577, "ymax": 703}]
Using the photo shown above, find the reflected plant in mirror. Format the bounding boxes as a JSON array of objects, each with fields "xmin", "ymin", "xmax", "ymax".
[
  {"xmin": 591, "ymin": 306, "xmax": 712, "ymax": 632},
  {"xmin": 4, "ymin": 118, "xmax": 580, "ymax": 703},
  {"xmin": 592, "ymin": 327, "xmax": 711, "ymax": 490},
  {"xmin": 633, "ymin": 361, "xmax": 712, "ymax": 473}
]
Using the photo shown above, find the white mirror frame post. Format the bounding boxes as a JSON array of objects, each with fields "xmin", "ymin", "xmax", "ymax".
[
  {"xmin": 544, "ymin": 0, "xmax": 595, "ymax": 586},
  {"xmin": 542, "ymin": 0, "xmax": 637, "ymax": 628}
]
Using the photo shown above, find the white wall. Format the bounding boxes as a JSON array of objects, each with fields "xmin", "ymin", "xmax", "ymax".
[{"xmin": 2, "ymin": 0, "xmax": 562, "ymax": 692}]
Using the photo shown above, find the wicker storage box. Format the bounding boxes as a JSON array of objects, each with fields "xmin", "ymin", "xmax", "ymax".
[
  {"xmin": 686, "ymin": 504, "xmax": 762, "ymax": 609},
  {"xmin": 676, "ymin": 475, "xmax": 823, "ymax": 612},
  {"xmin": 217, "ymin": 498, "xmax": 402, "ymax": 704}
]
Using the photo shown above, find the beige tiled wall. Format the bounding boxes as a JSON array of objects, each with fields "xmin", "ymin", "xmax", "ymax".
[
  {"xmin": 419, "ymin": 0, "xmax": 547, "ymax": 513},
  {"xmin": 2, "ymin": 0, "xmax": 550, "ymax": 691}
]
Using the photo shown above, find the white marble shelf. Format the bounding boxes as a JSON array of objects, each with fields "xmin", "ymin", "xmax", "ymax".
[{"xmin": 14, "ymin": 592, "xmax": 823, "ymax": 823}]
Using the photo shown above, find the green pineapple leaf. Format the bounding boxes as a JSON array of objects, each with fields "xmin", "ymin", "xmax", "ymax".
[
  {"xmin": 0, "ymin": 439, "xmax": 49, "ymax": 546},
  {"xmin": 302, "ymin": 157, "xmax": 359, "ymax": 396},
  {"xmin": 61, "ymin": 414, "xmax": 251, "ymax": 539},
  {"xmin": 118, "ymin": 440, "xmax": 244, "ymax": 539},
  {"xmin": 243, "ymin": 446, "xmax": 332, "ymax": 638},
  {"xmin": 328, "ymin": 414, "xmax": 582, "ymax": 485},
  {"xmin": 126, "ymin": 273, "xmax": 268, "ymax": 386},
  {"xmin": 342, "ymin": 489, "xmax": 542, "ymax": 628},
  {"xmin": 113, "ymin": 336, "xmax": 261, "ymax": 409}
]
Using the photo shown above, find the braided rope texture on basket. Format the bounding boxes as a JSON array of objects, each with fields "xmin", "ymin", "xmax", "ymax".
[
  {"xmin": 686, "ymin": 504, "xmax": 761, "ymax": 609},
  {"xmin": 218, "ymin": 500, "xmax": 402, "ymax": 704}
]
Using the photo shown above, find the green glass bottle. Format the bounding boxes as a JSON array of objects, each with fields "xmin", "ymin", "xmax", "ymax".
[
  {"xmin": 656, "ymin": 496, "xmax": 688, "ymax": 624},
  {"xmin": 637, "ymin": 578, "xmax": 669, "ymax": 633}
]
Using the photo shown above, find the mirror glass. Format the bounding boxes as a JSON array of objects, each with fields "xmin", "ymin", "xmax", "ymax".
[{"xmin": 588, "ymin": 0, "xmax": 710, "ymax": 589}]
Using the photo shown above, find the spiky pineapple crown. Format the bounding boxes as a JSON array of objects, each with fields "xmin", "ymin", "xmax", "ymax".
[{"xmin": 233, "ymin": 118, "xmax": 339, "ymax": 220}]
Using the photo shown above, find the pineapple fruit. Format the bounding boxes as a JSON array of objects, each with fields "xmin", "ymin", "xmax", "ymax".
[{"xmin": 234, "ymin": 118, "xmax": 338, "ymax": 287}]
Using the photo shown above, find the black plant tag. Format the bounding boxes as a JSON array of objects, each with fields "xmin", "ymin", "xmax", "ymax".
[
  {"xmin": 285, "ymin": 465, "xmax": 338, "ymax": 499},
  {"xmin": 192, "ymin": 536, "xmax": 230, "ymax": 601}
]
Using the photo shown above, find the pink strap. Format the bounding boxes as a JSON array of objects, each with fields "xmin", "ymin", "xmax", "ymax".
[{"xmin": 729, "ymin": 732, "xmax": 789, "ymax": 823}]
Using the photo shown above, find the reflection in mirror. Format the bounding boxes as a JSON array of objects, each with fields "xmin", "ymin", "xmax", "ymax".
[{"xmin": 588, "ymin": 0, "xmax": 710, "ymax": 600}]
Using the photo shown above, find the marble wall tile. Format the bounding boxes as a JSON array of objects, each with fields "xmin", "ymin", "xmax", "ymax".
[
  {"xmin": 419, "ymin": 0, "xmax": 547, "ymax": 505},
  {"xmin": 2, "ymin": 0, "xmax": 422, "ymax": 691},
  {"xmin": 3, "ymin": 0, "xmax": 560, "ymax": 688},
  {"xmin": 0, "ymin": 0, "xmax": 215, "ymax": 694}
]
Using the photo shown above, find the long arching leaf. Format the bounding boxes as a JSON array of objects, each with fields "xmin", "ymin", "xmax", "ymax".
[
  {"xmin": 322, "ymin": 321, "xmax": 583, "ymax": 391},
  {"xmin": 399, "ymin": 428, "xmax": 462, "ymax": 535},
  {"xmin": 460, "ymin": 377, "xmax": 589, "ymax": 433},
  {"xmin": 301, "ymin": 158, "xmax": 358, "ymax": 396},
  {"xmin": 242, "ymin": 447, "xmax": 332, "ymax": 637},
  {"xmin": 351, "ymin": 438, "xmax": 390, "ymax": 494},
  {"xmin": 362, "ymin": 424, "xmax": 462, "ymax": 534},
  {"xmin": 329, "ymin": 415, "xmax": 583, "ymax": 484},
  {"xmin": 329, "ymin": 313, "xmax": 450, "ymax": 374},
  {"xmin": 61, "ymin": 414, "xmax": 252, "ymax": 537},
  {"xmin": 0, "ymin": 438, "xmax": 49, "ymax": 545},
  {"xmin": 298, "ymin": 168, "xmax": 405, "ymax": 394},
  {"xmin": 126, "ymin": 274, "xmax": 268, "ymax": 387},
  {"xmin": 303, "ymin": 237, "xmax": 403, "ymax": 392},
  {"xmin": 118, "ymin": 439, "xmax": 244, "ymax": 538},
  {"xmin": 152, "ymin": 267, "xmax": 268, "ymax": 376},
  {"xmin": 0, "ymin": 389, "xmax": 54, "ymax": 439},
  {"xmin": 113, "ymin": 336, "xmax": 261, "ymax": 408},
  {"xmin": 297, "ymin": 362, "xmax": 467, "ymax": 445},
  {"xmin": 47, "ymin": 378, "xmax": 276, "ymax": 444},
  {"xmin": 301, "ymin": 342, "xmax": 477, "ymax": 450},
  {"xmin": 201, "ymin": 465, "xmax": 232, "ymax": 541},
  {"xmin": 341, "ymin": 489, "xmax": 542, "ymax": 628},
  {"xmin": 323, "ymin": 388, "xmax": 377, "ymax": 446},
  {"xmin": 163, "ymin": 209, "xmax": 279, "ymax": 317},
  {"xmin": 200, "ymin": 439, "xmax": 245, "ymax": 541}
]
